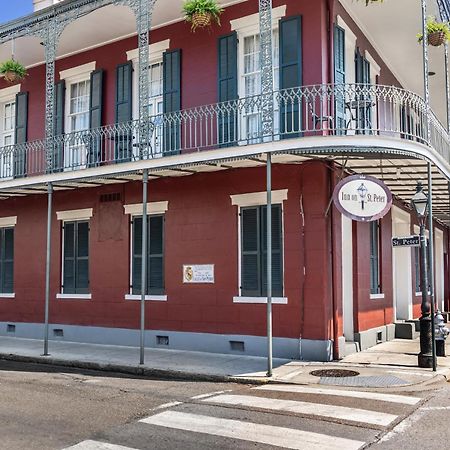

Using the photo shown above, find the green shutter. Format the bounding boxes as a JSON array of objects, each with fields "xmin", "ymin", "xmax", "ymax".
[
  {"xmin": 115, "ymin": 62, "xmax": 133, "ymax": 162},
  {"xmin": 148, "ymin": 215, "xmax": 164, "ymax": 294},
  {"xmin": 63, "ymin": 222, "xmax": 76, "ymax": 293},
  {"xmin": 88, "ymin": 69, "xmax": 104, "ymax": 167},
  {"xmin": 76, "ymin": 221, "xmax": 89, "ymax": 293},
  {"xmin": 355, "ymin": 49, "xmax": 371, "ymax": 133},
  {"xmin": 334, "ymin": 25, "xmax": 346, "ymax": 134},
  {"xmin": 14, "ymin": 91, "xmax": 28, "ymax": 178},
  {"xmin": 0, "ymin": 227, "xmax": 14, "ymax": 294},
  {"xmin": 218, "ymin": 32, "xmax": 238, "ymax": 147},
  {"xmin": 261, "ymin": 205, "xmax": 283, "ymax": 297},
  {"xmin": 163, "ymin": 49, "xmax": 181, "ymax": 154},
  {"xmin": 241, "ymin": 207, "xmax": 261, "ymax": 296},
  {"xmin": 132, "ymin": 215, "xmax": 165, "ymax": 295},
  {"xmin": 53, "ymin": 80, "xmax": 65, "ymax": 173},
  {"xmin": 279, "ymin": 16, "xmax": 302, "ymax": 138}
]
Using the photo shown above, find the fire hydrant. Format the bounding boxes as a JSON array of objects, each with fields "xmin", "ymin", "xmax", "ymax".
[{"xmin": 434, "ymin": 311, "xmax": 449, "ymax": 357}]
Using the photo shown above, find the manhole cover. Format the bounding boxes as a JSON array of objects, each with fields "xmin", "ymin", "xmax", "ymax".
[{"xmin": 310, "ymin": 369, "xmax": 360, "ymax": 378}]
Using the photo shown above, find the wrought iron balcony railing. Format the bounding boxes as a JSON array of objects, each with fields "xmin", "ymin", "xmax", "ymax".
[{"xmin": 0, "ymin": 83, "xmax": 446, "ymax": 181}]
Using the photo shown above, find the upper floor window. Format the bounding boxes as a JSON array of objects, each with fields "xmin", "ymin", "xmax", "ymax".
[{"xmin": 68, "ymin": 80, "xmax": 90, "ymax": 134}]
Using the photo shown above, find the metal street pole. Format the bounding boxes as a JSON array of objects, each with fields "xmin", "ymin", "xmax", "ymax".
[
  {"xmin": 427, "ymin": 163, "xmax": 437, "ymax": 371},
  {"xmin": 43, "ymin": 182, "xmax": 53, "ymax": 356},
  {"xmin": 266, "ymin": 152, "xmax": 273, "ymax": 377},
  {"xmin": 140, "ymin": 169, "xmax": 149, "ymax": 365}
]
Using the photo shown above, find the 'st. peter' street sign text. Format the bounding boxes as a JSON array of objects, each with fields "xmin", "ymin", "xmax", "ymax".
[{"xmin": 392, "ymin": 235, "xmax": 420, "ymax": 247}]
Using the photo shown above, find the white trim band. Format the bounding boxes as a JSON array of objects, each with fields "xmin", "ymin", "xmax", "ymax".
[
  {"xmin": 370, "ymin": 293, "xmax": 385, "ymax": 300},
  {"xmin": 57, "ymin": 293, "xmax": 92, "ymax": 300},
  {"xmin": 57, "ymin": 208, "xmax": 93, "ymax": 221},
  {"xmin": 125, "ymin": 294, "xmax": 167, "ymax": 302},
  {"xmin": 60, "ymin": 62, "xmax": 96, "ymax": 81},
  {"xmin": 231, "ymin": 189, "xmax": 288, "ymax": 207},
  {"xmin": 0, "ymin": 84, "xmax": 21, "ymax": 102},
  {"xmin": 233, "ymin": 296, "xmax": 288, "ymax": 304},
  {"xmin": 230, "ymin": 5, "xmax": 286, "ymax": 32},
  {"xmin": 0, "ymin": 216, "xmax": 17, "ymax": 227},
  {"xmin": 0, "ymin": 293, "xmax": 15, "ymax": 299},
  {"xmin": 126, "ymin": 39, "xmax": 171, "ymax": 61},
  {"xmin": 124, "ymin": 201, "xmax": 169, "ymax": 215}
]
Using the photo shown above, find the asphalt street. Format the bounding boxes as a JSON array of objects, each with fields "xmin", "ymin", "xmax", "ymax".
[{"xmin": 0, "ymin": 359, "xmax": 448, "ymax": 450}]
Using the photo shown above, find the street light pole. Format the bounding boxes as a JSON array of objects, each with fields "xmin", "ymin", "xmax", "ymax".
[{"xmin": 411, "ymin": 182, "xmax": 433, "ymax": 368}]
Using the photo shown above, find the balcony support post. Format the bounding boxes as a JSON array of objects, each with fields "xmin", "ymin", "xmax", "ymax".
[
  {"xmin": 421, "ymin": 0, "xmax": 431, "ymax": 145},
  {"xmin": 259, "ymin": 0, "xmax": 274, "ymax": 140},
  {"xmin": 427, "ymin": 163, "xmax": 437, "ymax": 371},
  {"xmin": 266, "ymin": 152, "xmax": 273, "ymax": 377},
  {"xmin": 43, "ymin": 182, "xmax": 53, "ymax": 356},
  {"xmin": 140, "ymin": 169, "xmax": 149, "ymax": 365}
]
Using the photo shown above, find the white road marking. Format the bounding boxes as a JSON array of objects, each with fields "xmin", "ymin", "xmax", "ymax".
[
  {"xmin": 190, "ymin": 390, "xmax": 232, "ymax": 400},
  {"xmin": 150, "ymin": 401, "xmax": 183, "ymax": 411},
  {"xmin": 281, "ymin": 368, "xmax": 304, "ymax": 380},
  {"xmin": 64, "ymin": 440, "xmax": 138, "ymax": 450},
  {"xmin": 142, "ymin": 411, "xmax": 365, "ymax": 450},
  {"xmin": 421, "ymin": 406, "xmax": 450, "ymax": 410},
  {"xmin": 255, "ymin": 384, "xmax": 421, "ymax": 405},
  {"xmin": 203, "ymin": 394, "xmax": 397, "ymax": 427}
]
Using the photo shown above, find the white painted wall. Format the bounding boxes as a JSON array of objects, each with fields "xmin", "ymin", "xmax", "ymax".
[
  {"xmin": 435, "ymin": 228, "xmax": 445, "ymax": 312},
  {"xmin": 342, "ymin": 215, "xmax": 354, "ymax": 340},
  {"xmin": 392, "ymin": 206, "xmax": 413, "ymax": 320}
]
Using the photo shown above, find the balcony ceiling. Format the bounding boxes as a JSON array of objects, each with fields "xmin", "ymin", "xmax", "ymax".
[
  {"xmin": 340, "ymin": 0, "xmax": 446, "ymax": 125},
  {"xmin": 0, "ymin": 0, "xmax": 246, "ymax": 70}
]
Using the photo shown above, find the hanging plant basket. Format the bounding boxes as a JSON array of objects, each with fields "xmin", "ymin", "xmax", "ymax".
[
  {"xmin": 428, "ymin": 31, "xmax": 446, "ymax": 46},
  {"xmin": 191, "ymin": 11, "xmax": 212, "ymax": 29},
  {"xmin": 3, "ymin": 71, "xmax": 21, "ymax": 84}
]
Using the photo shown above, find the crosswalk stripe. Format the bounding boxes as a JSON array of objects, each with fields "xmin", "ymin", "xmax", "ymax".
[
  {"xmin": 141, "ymin": 411, "xmax": 366, "ymax": 450},
  {"xmin": 63, "ymin": 440, "xmax": 138, "ymax": 450},
  {"xmin": 202, "ymin": 394, "xmax": 397, "ymax": 427},
  {"xmin": 255, "ymin": 384, "xmax": 421, "ymax": 405}
]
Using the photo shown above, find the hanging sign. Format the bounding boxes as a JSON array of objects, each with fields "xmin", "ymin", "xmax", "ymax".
[
  {"xmin": 332, "ymin": 174, "xmax": 392, "ymax": 222},
  {"xmin": 392, "ymin": 235, "xmax": 420, "ymax": 247},
  {"xmin": 183, "ymin": 265, "xmax": 215, "ymax": 283}
]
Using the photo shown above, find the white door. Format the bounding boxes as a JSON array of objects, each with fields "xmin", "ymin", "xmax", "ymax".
[
  {"xmin": 392, "ymin": 207, "xmax": 413, "ymax": 320},
  {"xmin": 342, "ymin": 215, "xmax": 354, "ymax": 340}
]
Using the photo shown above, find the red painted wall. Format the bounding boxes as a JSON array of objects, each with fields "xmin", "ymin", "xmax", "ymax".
[{"xmin": 0, "ymin": 162, "xmax": 336, "ymax": 341}]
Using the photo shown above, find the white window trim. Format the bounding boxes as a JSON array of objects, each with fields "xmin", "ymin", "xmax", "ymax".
[
  {"xmin": 233, "ymin": 296, "xmax": 287, "ymax": 304},
  {"xmin": 0, "ymin": 216, "xmax": 17, "ymax": 227},
  {"xmin": 126, "ymin": 39, "xmax": 171, "ymax": 62},
  {"xmin": 60, "ymin": 62, "xmax": 96, "ymax": 82},
  {"xmin": 0, "ymin": 293, "xmax": 15, "ymax": 299},
  {"xmin": 365, "ymin": 50, "xmax": 381, "ymax": 78},
  {"xmin": 337, "ymin": 15, "xmax": 357, "ymax": 47},
  {"xmin": 370, "ymin": 293, "xmax": 385, "ymax": 300},
  {"xmin": 231, "ymin": 189, "xmax": 288, "ymax": 207},
  {"xmin": 125, "ymin": 294, "xmax": 167, "ymax": 302},
  {"xmin": 0, "ymin": 84, "xmax": 21, "ymax": 103},
  {"xmin": 57, "ymin": 208, "xmax": 93, "ymax": 222},
  {"xmin": 56, "ymin": 293, "xmax": 92, "ymax": 300},
  {"xmin": 230, "ymin": 5, "xmax": 286, "ymax": 33},
  {"xmin": 124, "ymin": 201, "xmax": 169, "ymax": 216}
]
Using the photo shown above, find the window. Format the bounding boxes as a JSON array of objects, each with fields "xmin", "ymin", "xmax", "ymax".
[
  {"xmin": 0, "ymin": 100, "xmax": 15, "ymax": 179},
  {"xmin": 131, "ymin": 215, "xmax": 164, "ymax": 295},
  {"xmin": 240, "ymin": 31, "xmax": 280, "ymax": 142},
  {"xmin": 0, "ymin": 227, "xmax": 14, "ymax": 294},
  {"xmin": 240, "ymin": 205, "xmax": 283, "ymax": 297},
  {"xmin": 369, "ymin": 220, "xmax": 381, "ymax": 295},
  {"xmin": 62, "ymin": 221, "xmax": 89, "ymax": 294}
]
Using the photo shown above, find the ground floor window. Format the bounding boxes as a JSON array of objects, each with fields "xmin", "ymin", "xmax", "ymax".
[
  {"xmin": 240, "ymin": 204, "xmax": 283, "ymax": 297},
  {"xmin": 131, "ymin": 215, "xmax": 164, "ymax": 295},
  {"xmin": 0, "ymin": 227, "xmax": 13, "ymax": 293},
  {"xmin": 414, "ymin": 246, "xmax": 421, "ymax": 292},
  {"xmin": 370, "ymin": 220, "xmax": 381, "ymax": 295},
  {"xmin": 62, "ymin": 221, "xmax": 89, "ymax": 294}
]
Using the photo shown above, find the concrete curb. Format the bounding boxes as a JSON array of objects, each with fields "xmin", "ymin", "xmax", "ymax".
[{"xmin": 0, "ymin": 353, "xmax": 270, "ymax": 385}]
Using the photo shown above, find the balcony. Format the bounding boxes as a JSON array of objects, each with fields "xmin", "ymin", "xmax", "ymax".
[{"xmin": 1, "ymin": 83, "xmax": 450, "ymax": 222}]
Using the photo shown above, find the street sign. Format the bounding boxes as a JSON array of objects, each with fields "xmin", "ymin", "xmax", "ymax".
[
  {"xmin": 332, "ymin": 174, "xmax": 392, "ymax": 222},
  {"xmin": 392, "ymin": 235, "xmax": 420, "ymax": 247}
]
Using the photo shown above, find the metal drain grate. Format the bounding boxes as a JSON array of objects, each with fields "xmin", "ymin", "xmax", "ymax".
[{"xmin": 319, "ymin": 375, "xmax": 408, "ymax": 387}]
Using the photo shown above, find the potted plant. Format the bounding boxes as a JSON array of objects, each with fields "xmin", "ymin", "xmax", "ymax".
[
  {"xmin": 417, "ymin": 17, "xmax": 450, "ymax": 47},
  {"xmin": 182, "ymin": 0, "xmax": 224, "ymax": 32},
  {"xmin": 0, "ymin": 59, "xmax": 27, "ymax": 83}
]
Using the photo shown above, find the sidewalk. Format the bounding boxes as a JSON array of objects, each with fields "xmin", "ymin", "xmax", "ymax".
[{"xmin": 0, "ymin": 336, "xmax": 449, "ymax": 388}]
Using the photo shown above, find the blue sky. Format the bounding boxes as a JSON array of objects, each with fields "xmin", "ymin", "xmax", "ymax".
[{"xmin": 0, "ymin": 1, "xmax": 33, "ymax": 24}]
